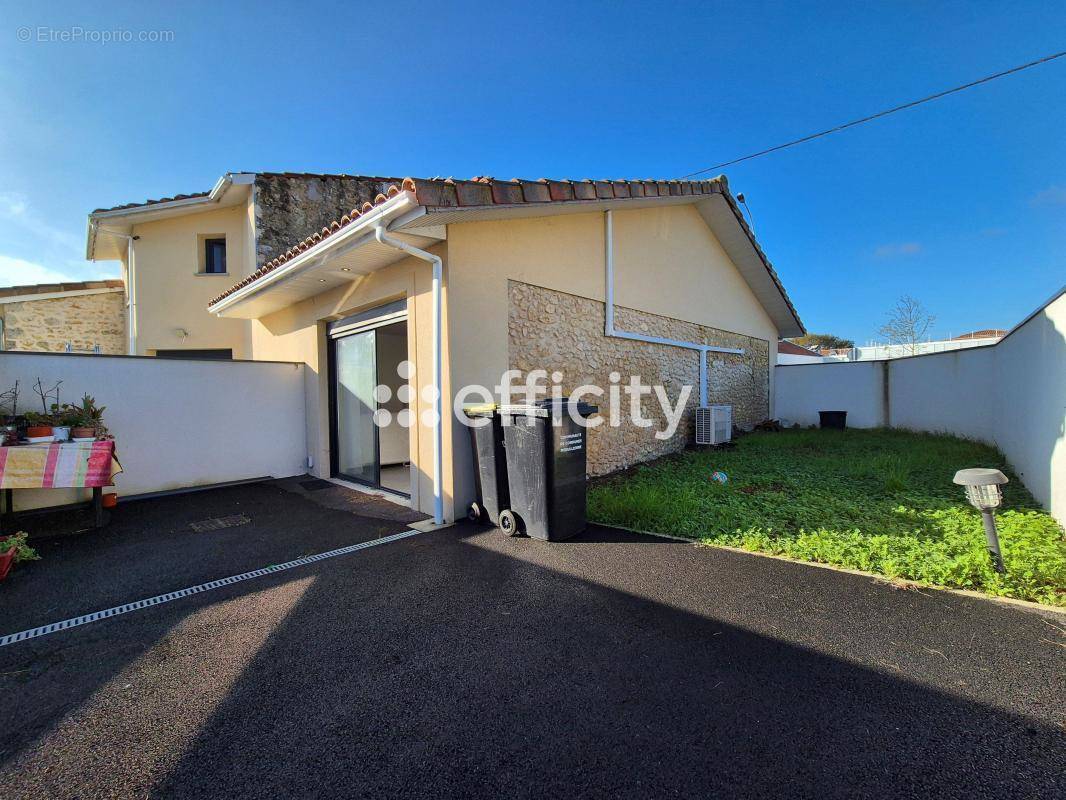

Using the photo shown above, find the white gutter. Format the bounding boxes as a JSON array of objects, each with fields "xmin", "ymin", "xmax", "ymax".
[
  {"xmin": 209, "ymin": 193, "xmax": 419, "ymax": 316},
  {"xmin": 87, "ymin": 173, "xmax": 255, "ymax": 261},
  {"xmin": 604, "ymin": 209, "xmax": 743, "ymax": 406},
  {"xmin": 373, "ymin": 225, "xmax": 445, "ymax": 527}
]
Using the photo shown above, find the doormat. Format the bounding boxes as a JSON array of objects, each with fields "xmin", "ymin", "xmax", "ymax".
[
  {"xmin": 299, "ymin": 479, "xmax": 333, "ymax": 491},
  {"xmin": 190, "ymin": 514, "xmax": 251, "ymax": 533}
]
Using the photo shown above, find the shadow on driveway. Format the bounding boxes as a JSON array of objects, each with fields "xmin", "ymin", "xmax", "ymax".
[{"xmin": 1, "ymin": 507, "xmax": 1063, "ymax": 798}]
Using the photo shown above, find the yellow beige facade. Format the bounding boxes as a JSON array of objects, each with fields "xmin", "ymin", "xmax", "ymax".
[
  {"xmin": 122, "ymin": 204, "xmax": 256, "ymax": 358},
  {"xmin": 246, "ymin": 204, "xmax": 780, "ymax": 519}
]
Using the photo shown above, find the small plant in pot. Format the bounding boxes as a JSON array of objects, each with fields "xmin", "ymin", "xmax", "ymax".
[
  {"xmin": 24, "ymin": 377, "xmax": 62, "ymax": 440},
  {"xmin": 50, "ymin": 403, "xmax": 73, "ymax": 442},
  {"xmin": 22, "ymin": 411, "xmax": 54, "ymax": 440},
  {"xmin": 70, "ymin": 394, "xmax": 106, "ymax": 440}
]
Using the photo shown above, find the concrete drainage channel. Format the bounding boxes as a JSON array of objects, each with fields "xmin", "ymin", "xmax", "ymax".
[{"xmin": 0, "ymin": 529, "xmax": 421, "ymax": 648}]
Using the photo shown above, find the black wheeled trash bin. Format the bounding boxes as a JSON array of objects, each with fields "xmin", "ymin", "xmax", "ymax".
[
  {"xmin": 498, "ymin": 399, "xmax": 598, "ymax": 541},
  {"xmin": 463, "ymin": 403, "xmax": 510, "ymax": 524}
]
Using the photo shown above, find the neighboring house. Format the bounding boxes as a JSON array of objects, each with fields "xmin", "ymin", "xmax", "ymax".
[
  {"xmin": 0, "ymin": 280, "xmax": 125, "ymax": 354},
  {"xmin": 203, "ymin": 174, "xmax": 803, "ymax": 521},
  {"xmin": 777, "ymin": 339, "xmax": 825, "ymax": 364},
  {"xmin": 819, "ymin": 329, "xmax": 1005, "ymax": 361},
  {"xmin": 86, "ymin": 173, "xmax": 405, "ymax": 358}
]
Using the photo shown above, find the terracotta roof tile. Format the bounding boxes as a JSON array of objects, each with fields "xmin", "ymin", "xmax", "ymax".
[
  {"xmin": 207, "ymin": 175, "xmax": 803, "ymax": 333},
  {"xmin": 778, "ymin": 340, "xmax": 822, "ymax": 357}
]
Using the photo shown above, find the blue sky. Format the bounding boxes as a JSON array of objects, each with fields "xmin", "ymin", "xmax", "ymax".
[{"xmin": 0, "ymin": 0, "xmax": 1062, "ymax": 343}]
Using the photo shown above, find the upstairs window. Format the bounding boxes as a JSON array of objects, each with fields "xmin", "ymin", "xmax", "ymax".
[{"xmin": 204, "ymin": 237, "xmax": 227, "ymax": 274}]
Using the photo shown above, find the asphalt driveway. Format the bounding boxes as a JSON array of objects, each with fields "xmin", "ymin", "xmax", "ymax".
[{"xmin": 1, "ymin": 483, "xmax": 1063, "ymax": 799}]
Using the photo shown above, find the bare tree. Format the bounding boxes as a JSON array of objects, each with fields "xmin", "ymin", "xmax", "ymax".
[{"xmin": 878, "ymin": 295, "xmax": 936, "ymax": 355}]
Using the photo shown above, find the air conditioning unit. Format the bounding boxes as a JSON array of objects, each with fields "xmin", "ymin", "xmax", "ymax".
[{"xmin": 696, "ymin": 404, "xmax": 732, "ymax": 445}]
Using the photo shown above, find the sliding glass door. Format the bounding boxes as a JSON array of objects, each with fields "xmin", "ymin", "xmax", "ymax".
[{"xmin": 333, "ymin": 329, "xmax": 379, "ymax": 485}]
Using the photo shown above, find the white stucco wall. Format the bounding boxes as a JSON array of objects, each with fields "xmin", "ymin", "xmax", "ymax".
[
  {"xmin": 1, "ymin": 351, "xmax": 307, "ymax": 511},
  {"xmin": 889, "ymin": 346, "xmax": 999, "ymax": 444},
  {"xmin": 774, "ymin": 361, "xmax": 886, "ymax": 429},
  {"xmin": 993, "ymin": 293, "xmax": 1065, "ymax": 524},
  {"xmin": 777, "ymin": 353, "xmax": 826, "ymax": 365},
  {"xmin": 773, "ymin": 290, "xmax": 1066, "ymax": 523}
]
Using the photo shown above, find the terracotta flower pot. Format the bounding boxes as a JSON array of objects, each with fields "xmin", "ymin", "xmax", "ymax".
[
  {"xmin": 102, "ymin": 493, "xmax": 118, "ymax": 509},
  {"xmin": 71, "ymin": 426, "xmax": 96, "ymax": 439},
  {"xmin": 0, "ymin": 547, "xmax": 15, "ymax": 582},
  {"xmin": 26, "ymin": 425, "xmax": 53, "ymax": 438}
]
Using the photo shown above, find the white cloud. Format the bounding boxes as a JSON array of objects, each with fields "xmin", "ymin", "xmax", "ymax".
[
  {"xmin": 1030, "ymin": 185, "xmax": 1066, "ymax": 207},
  {"xmin": 873, "ymin": 242, "xmax": 923, "ymax": 259},
  {"xmin": 0, "ymin": 254, "xmax": 71, "ymax": 286},
  {"xmin": 0, "ymin": 191, "xmax": 82, "ymax": 253}
]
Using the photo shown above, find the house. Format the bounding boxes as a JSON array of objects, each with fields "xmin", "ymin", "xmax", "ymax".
[
  {"xmin": 777, "ymin": 340, "xmax": 825, "ymax": 364},
  {"xmin": 0, "ymin": 280, "xmax": 125, "ymax": 354},
  {"xmin": 818, "ymin": 329, "xmax": 1005, "ymax": 362},
  {"xmin": 86, "ymin": 173, "xmax": 406, "ymax": 358},
  {"xmin": 952, "ymin": 328, "xmax": 1007, "ymax": 341},
  {"xmin": 201, "ymin": 174, "xmax": 803, "ymax": 522}
]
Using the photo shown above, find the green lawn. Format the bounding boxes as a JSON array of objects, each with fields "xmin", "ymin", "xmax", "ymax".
[{"xmin": 588, "ymin": 428, "xmax": 1066, "ymax": 606}]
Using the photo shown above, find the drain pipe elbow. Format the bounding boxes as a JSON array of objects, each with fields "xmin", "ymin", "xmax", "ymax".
[{"xmin": 374, "ymin": 225, "xmax": 445, "ymax": 526}]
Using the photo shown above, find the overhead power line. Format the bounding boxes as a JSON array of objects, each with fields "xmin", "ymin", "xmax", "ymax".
[{"xmin": 680, "ymin": 50, "xmax": 1066, "ymax": 179}]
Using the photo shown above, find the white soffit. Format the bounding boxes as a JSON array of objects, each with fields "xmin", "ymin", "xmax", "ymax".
[
  {"xmin": 213, "ymin": 230, "xmax": 441, "ymax": 319},
  {"xmin": 396, "ymin": 193, "xmax": 696, "ymax": 229}
]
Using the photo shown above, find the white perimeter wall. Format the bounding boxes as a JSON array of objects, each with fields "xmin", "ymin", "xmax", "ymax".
[
  {"xmin": 775, "ymin": 291, "xmax": 1066, "ymax": 524},
  {"xmin": 1, "ymin": 352, "xmax": 307, "ymax": 511}
]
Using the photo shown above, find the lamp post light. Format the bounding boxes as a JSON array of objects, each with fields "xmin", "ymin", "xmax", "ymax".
[{"xmin": 953, "ymin": 468, "xmax": 1009, "ymax": 574}]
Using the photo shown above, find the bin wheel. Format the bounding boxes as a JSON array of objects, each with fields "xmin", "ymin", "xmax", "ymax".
[
  {"xmin": 498, "ymin": 509, "xmax": 521, "ymax": 537},
  {"xmin": 467, "ymin": 502, "xmax": 483, "ymax": 523}
]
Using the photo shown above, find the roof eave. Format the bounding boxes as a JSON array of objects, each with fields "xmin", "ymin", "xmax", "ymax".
[
  {"xmin": 86, "ymin": 172, "xmax": 255, "ymax": 261},
  {"xmin": 208, "ymin": 191, "xmax": 421, "ymax": 317}
]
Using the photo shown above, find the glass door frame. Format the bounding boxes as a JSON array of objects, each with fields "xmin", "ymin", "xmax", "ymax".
[{"xmin": 326, "ymin": 300, "xmax": 408, "ymax": 492}]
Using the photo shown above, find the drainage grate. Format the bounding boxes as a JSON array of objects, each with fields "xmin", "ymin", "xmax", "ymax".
[
  {"xmin": 0, "ymin": 529, "xmax": 421, "ymax": 648},
  {"xmin": 299, "ymin": 479, "xmax": 333, "ymax": 491},
  {"xmin": 190, "ymin": 514, "xmax": 251, "ymax": 533}
]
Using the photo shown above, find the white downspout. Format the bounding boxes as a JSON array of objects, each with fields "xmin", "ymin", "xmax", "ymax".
[
  {"xmin": 374, "ymin": 225, "xmax": 444, "ymax": 526},
  {"xmin": 94, "ymin": 224, "xmax": 138, "ymax": 355},
  {"xmin": 127, "ymin": 236, "xmax": 137, "ymax": 355},
  {"xmin": 603, "ymin": 209, "xmax": 743, "ymax": 407}
]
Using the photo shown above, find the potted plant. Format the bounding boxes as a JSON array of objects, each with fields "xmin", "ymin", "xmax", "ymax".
[
  {"xmin": 70, "ymin": 394, "xmax": 106, "ymax": 440},
  {"xmin": 51, "ymin": 403, "xmax": 73, "ymax": 442},
  {"xmin": 23, "ymin": 378, "xmax": 62, "ymax": 440},
  {"xmin": 23, "ymin": 411, "xmax": 54, "ymax": 440},
  {"xmin": 0, "ymin": 531, "xmax": 40, "ymax": 582},
  {"xmin": 0, "ymin": 381, "xmax": 21, "ymax": 444}
]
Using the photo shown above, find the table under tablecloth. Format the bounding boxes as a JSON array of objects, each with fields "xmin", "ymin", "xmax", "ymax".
[{"xmin": 0, "ymin": 441, "xmax": 121, "ymax": 489}]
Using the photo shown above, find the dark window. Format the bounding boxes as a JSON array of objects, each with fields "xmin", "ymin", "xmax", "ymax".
[{"xmin": 204, "ymin": 238, "xmax": 227, "ymax": 273}]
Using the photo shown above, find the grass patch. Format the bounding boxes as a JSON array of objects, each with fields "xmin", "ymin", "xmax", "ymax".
[{"xmin": 588, "ymin": 428, "xmax": 1066, "ymax": 606}]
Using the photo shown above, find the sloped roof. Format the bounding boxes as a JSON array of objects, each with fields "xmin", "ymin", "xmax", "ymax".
[
  {"xmin": 0, "ymin": 279, "xmax": 123, "ymax": 299},
  {"xmin": 92, "ymin": 192, "xmax": 210, "ymax": 214},
  {"xmin": 778, "ymin": 340, "xmax": 822, "ymax": 357},
  {"xmin": 951, "ymin": 329, "xmax": 1007, "ymax": 340},
  {"xmin": 207, "ymin": 175, "xmax": 804, "ymax": 337}
]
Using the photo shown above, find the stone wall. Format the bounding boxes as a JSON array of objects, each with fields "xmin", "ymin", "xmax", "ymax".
[
  {"xmin": 254, "ymin": 174, "xmax": 404, "ymax": 266},
  {"xmin": 508, "ymin": 280, "xmax": 769, "ymax": 476},
  {"xmin": 1, "ymin": 291, "xmax": 126, "ymax": 354}
]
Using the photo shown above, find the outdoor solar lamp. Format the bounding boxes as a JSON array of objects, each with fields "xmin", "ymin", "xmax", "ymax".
[{"xmin": 953, "ymin": 468, "xmax": 1008, "ymax": 574}]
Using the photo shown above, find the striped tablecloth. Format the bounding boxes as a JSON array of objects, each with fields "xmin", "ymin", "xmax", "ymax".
[{"xmin": 0, "ymin": 441, "xmax": 121, "ymax": 489}]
